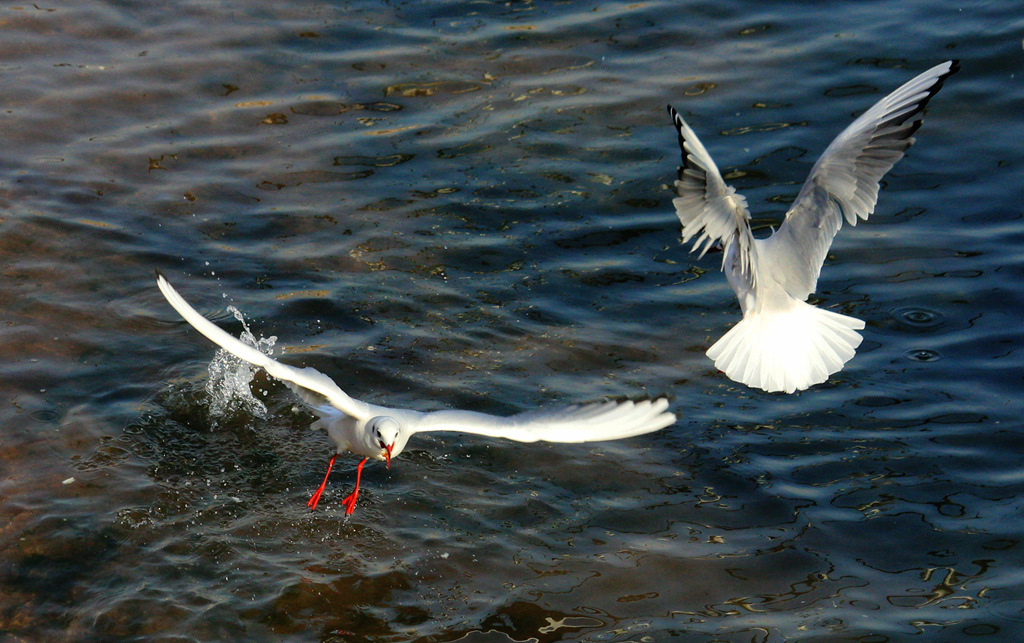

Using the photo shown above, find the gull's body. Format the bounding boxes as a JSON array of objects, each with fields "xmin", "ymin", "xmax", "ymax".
[
  {"xmin": 668, "ymin": 60, "xmax": 959, "ymax": 393},
  {"xmin": 156, "ymin": 274, "xmax": 675, "ymax": 514}
]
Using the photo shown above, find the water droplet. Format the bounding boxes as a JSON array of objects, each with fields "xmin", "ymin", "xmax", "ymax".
[{"xmin": 907, "ymin": 349, "xmax": 941, "ymax": 362}]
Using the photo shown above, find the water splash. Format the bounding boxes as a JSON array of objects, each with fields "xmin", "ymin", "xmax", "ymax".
[{"xmin": 205, "ymin": 305, "xmax": 277, "ymax": 422}]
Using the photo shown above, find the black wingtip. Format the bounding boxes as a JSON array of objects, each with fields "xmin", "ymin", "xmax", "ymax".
[
  {"xmin": 938, "ymin": 59, "xmax": 961, "ymax": 86},
  {"xmin": 938, "ymin": 61, "xmax": 961, "ymax": 95},
  {"xmin": 666, "ymin": 104, "xmax": 681, "ymax": 124},
  {"xmin": 666, "ymin": 104, "xmax": 689, "ymax": 163},
  {"xmin": 914, "ymin": 59, "xmax": 960, "ymax": 118}
]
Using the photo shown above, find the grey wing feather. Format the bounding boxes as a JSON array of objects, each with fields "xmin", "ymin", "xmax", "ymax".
[
  {"xmin": 760, "ymin": 60, "xmax": 959, "ymax": 299},
  {"xmin": 668, "ymin": 105, "xmax": 757, "ymax": 280}
]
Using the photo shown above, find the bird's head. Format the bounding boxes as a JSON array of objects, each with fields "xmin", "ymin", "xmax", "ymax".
[{"xmin": 367, "ymin": 416, "xmax": 401, "ymax": 468}]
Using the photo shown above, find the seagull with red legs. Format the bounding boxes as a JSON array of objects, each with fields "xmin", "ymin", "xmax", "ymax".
[{"xmin": 156, "ymin": 273, "xmax": 676, "ymax": 515}]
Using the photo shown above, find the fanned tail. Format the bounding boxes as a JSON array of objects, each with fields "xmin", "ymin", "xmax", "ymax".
[{"xmin": 706, "ymin": 299, "xmax": 865, "ymax": 393}]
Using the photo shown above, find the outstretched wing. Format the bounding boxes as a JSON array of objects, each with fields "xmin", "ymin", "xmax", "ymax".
[
  {"xmin": 406, "ymin": 397, "xmax": 675, "ymax": 443},
  {"xmin": 156, "ymin": 272, "xmax": 374, "ymax": 421},
  {"xmin": 760, "ymin": 60, "xmax": 959, "ymax": 299},
  {"xmin": 668, "ymin": 104, "xmax": 756, "ymax": 280}
]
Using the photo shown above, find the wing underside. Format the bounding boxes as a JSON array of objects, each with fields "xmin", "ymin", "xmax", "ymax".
[
  {"xmin": 760, "ymin": 60, "xmax": 959, "ymax": 299},
  {"xmin": 410, "ymin": 397, "xmax": 676, "ymax": 443},
  {"xmin": 668, "ymin": 105, "xmax": 757, "ymax": 284}
]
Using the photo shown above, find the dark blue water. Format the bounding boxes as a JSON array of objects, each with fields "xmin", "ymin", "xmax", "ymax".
[{"xmin": 2, "ymin": 0, "xmax": 1023, "ymax": 640}]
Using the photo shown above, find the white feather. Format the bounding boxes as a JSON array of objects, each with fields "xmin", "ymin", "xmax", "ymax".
[
  {"xmin": 669, "ymin": 60, "xmax": 958, "ymax": 392},
  {"xmin": 156, "ymin": 272, "xmax": 675, "ymax": 457}
]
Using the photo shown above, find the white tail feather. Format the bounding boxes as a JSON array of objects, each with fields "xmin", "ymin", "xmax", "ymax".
[{"xmin": 706, "ymin": 300, "xmax": 865, "ymax": 393}]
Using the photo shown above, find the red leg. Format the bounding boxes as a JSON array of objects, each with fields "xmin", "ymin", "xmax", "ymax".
[
  {"xmin": 307, "ymin": 453, "xmax": 337, "ymax": 511},
  {"xmin": 341, "ymin": 457, "xmax": 369, "ymax": 515}
]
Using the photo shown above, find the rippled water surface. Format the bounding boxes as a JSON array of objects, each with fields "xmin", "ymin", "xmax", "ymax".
[{"xmin": 2, "ymin": 0, "xmax": 1022, "ymax": 641}]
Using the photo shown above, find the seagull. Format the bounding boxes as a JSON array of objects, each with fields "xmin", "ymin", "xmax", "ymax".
[
  {"xmin": 667, "ymin": 60, "xmax": 959, "ymax": 393},
  {"xmin": 156, "ymin": 273, "xmax": 676, "ymax": 515}
]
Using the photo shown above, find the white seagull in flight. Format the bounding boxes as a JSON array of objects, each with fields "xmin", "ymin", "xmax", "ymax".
[
  {"xmin": 667, "ymin": 60, "xmax": 959, "ymax": 393},
  {"xmin": 156, "ymin": 273, "xmax": 676, "ymax": 515}
]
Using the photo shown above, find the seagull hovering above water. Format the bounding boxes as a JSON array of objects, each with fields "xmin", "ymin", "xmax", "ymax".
[
  {"xmin": 156, "ymin": 273, "xmax": 675, "ymax": 515},
  {"xmin": 667, "ymin": 60, "xmax": 959, "ymax": 394}
]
